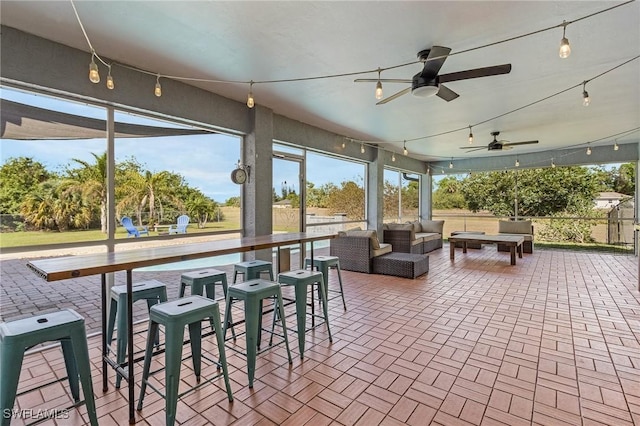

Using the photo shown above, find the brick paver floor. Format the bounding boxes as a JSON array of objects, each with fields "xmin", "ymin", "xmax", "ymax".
[{"xmin": 1, "ymin": 244, "xmax": 639, "ymax": 425}]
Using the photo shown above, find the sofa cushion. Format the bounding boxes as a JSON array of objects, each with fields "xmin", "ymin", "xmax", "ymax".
[
  {"xmin": 337, "ymin": 226, "xmax": 362, "ymax": 237},
  {"xmin": 499, "ymin": 233, "xmax": 533, "ymax": 242},
  {"xmin": 420, "ymin": 220, "xmax": 444, "ymax": 234},
  {"xmin": 408, "ymin": 220, "xmax": 422, "ymax": 233},
  {"xmin": 372, "ymin": 243, "xmax": 393, "ymax": 257},
  {"xmin": 498, "ymin": 220, "xmax": 532, "ymax": 235},
  {"xmin": 345, "ymin": 229, "xmax": 381, "ymax": 250},
  {"xmin": 419, "ymin": 232, "xmax": 441, "ymax": 242}
]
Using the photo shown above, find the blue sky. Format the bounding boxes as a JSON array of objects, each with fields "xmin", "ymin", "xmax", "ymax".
[{"xmin": 0, "ymin": 87, "xmax": 372, "ymax": 203}]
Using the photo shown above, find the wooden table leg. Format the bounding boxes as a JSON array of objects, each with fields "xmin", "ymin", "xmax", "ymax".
[
  {"xmin": 518, "ymin": 244, "xmax": 523, "ymax": 258},
  {"xmin": 462, "ymin": 242, "xmax": 468, "ymax": 253},
  {"xmin": 449, "ymin": 241, "xmax": 455, "ymax": 260},
  {"xmin": 510, "ymin": 245, "xmax": 516, "ymax": 265}
]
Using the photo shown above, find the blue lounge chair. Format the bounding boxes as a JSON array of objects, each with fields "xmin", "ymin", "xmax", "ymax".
[
  {"xmin": 121, "ymin": 216, "xmax": 149, "ymax": 238},
  {"xmin": 168, "ymin": 215, "xmax": 189, "ymax": 234}
]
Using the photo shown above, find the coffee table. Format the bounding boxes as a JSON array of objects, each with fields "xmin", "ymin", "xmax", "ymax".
[
  {"xmin": 449, "ymin": 234, "xmax": 525, "ymax": 265},
  {"xmin": 450, "ymin": 231, "xmax": 485, "ymax": 249}
]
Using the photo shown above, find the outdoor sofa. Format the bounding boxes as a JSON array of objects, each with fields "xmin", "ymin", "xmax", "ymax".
[
  {"xmin": 497, "ymin": 220, "xmax": 534, "ymax": 253},
  {"xmin": 382, "ymin": 220, "xmax": 444, "ymax": 254}
]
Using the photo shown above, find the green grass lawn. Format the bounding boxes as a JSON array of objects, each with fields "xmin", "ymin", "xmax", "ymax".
[{"xmin": 0, "ymin": 221, "xmax": 240, "ymax": 248}]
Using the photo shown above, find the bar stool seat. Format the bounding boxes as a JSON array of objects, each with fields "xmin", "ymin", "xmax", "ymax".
[
  {"xmin": 137, "ymin": 296, "xmax": 233, "ymax": 426},
  {"xmin": 304, "ymin": 255, "xmax": 347, "ymax": 310},
  {"xmin": 233, "ymin": 260, "xmax": 273, "ymax": 283},
  {"xmin": 106, "ymin": 279, "xmax": 167, "ymax": 388},
  {"xmin": 273, "ymin": 269, "xmax": 332, "ymax": 359},
  {"xmin": 180, "ymin": 269, "xmax": 235, "ymax": 337},
  {"xmin": 222, "ymin": 279, "xmax": 292, "ymax": 388},
  {"xmin": 0, "ymin": 309, "xmax": 98, "ymax": 426}
]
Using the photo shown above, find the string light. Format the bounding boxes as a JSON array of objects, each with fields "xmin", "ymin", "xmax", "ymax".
[
  {"xmin": 154, "ymin": 75, "xmax": 162, "ymax": 97},
  {"xmin": 247, "ymin": 81, "xmax": 255, "ymax": 108},
  {"xmin": 582, "ymin": 81, "xmax": 590, "ymax": 106},
  {"xmin": 403, "ymin": 141, "xmax": 408, "ymax": 156},
  {"xmin": 614, "ymin": 142, "xmax": 619, "ymax": 151},
  {"xmin": 88, "ymin": 51, "xmax": 100, "ymax": 83},
  {"xmin": 391, "ymin": 152, "xmax": 396, "ymax": 162},
  {"xmin": 360, "ymin": 142, "xmax": 365, "ymax": 154},
  {"xmin": 106, "ymin": 65, "xmax": 114, "ymax": 90},
  {"xmin": 375, "ymin": 68, "xmax": 383, "ymax": 100},
  {"xmin": 515, "ymin": 157, "xmax": 520, "ymax": 167},
  {"xmin": 468, "ymin": 126, "xmax": 474, "ymax": 144},
  {"xmin": 551, "ymin": 158, "xmax": 556, "ymax": 168},
  {"xmin": 449, "ymin": 158, "xmax": 454, "ymax": 169},
  {"xmin": 341, "ymin": 141, "xmax": 346, "ymax": 149},
  {"xmin": 586, "ymin": 145, "xmax": 592, "ymax": 155},
  {"xmin": 559, "ymin": 21, "xmax": 571, "ymax": 58}
]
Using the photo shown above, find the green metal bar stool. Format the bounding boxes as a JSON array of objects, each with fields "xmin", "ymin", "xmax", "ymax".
[
  {"xmin": 271, "ymin": 270, "xmax": 332, "ymax": 359},
  {"xmin": 180, "ymin": 268, "xmax": 235, "ymax": 338},
  {"xmin": 222, "ymin": 279, "xmax": 292, "ymax": 388},
  {"xmin": 304, "ymin": 255, "xmax": 347, "ymax": 310},
  {"xmin": 0, "ymin": 309, "xmax": 98, "ymax": 426},
  {"xmin": 137, "ymin": 296, "xmax": 233, "ymax": 426},
  {"xmin": 106, "ymin": 279, "xmax": 167, "ymax": 388},
  {"xmin": 233, "ymin": 260, "xmax": 274, "ymax": 283}
]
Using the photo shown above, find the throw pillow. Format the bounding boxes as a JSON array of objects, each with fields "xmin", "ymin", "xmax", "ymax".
[
  {"xmin": 346, "ymin": 229, "xmax": 381, "ymax": 249},
  {"xmin": 420, "ymin": 220, "xmax": 444, "ymax": 234}
]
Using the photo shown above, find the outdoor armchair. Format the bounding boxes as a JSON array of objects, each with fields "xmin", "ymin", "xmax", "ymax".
[{"xmin": 120, "ymin": 216, "xmax": 149, "ymax": 238}]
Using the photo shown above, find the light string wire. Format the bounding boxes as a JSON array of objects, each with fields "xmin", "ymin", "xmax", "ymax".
[
  {"xmin": 426, "ymin": 126, "xmax": 640, "ymax": 174},
  {"xmin": 71, "ymin": 0, "xmax": 634, "ymax": 86},
  {"xmin": 362, "ymin": 53, "xmax": 640, "ymax": 147},
  {"xmin": 70, "ymin": 0, "xmax": 637, "ymax": 156}
]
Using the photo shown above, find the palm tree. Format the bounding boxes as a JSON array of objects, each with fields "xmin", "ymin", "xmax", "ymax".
[
  {"xmin": 185, "ymin": 193, "xmax": 220, "ymax": 228},
  {"xmin": 65, "ymin": 152, "xmax": 108, "ymax": 232},
  {"xmin": 117, "ymin": 169, "xmax": 184, "ymax": 226}
]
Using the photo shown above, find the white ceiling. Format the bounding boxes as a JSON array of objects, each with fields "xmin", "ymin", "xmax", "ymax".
[{"xmin": 1, "ymin": 1, "xmax": 639, "ymax": 162}]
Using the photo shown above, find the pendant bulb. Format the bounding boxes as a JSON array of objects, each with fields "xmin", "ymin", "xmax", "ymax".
[
  {"xmin": 88, "ymin": 52, "xmax": 100, "ymax": 84},
  {"xmin": 449, "ymin": 158, "xmax": 454, "ymax": 169},
  {"xmin": 247, "ymin": 81, "xmax": 255, "ymax": 108},
  {"xmin": 582, "ymin": 90, "xmax": 590, "ymax": 106},
  {"xmin": 586, "ymin": 146, "xmax": 592, "ymax": 155},
  {"xmin": 468, "ymin": 126, "xmax": 474, "ymax": 144},
  {"xmin": 559, "ymin": 21, "xmax": 571, "ymax": 58},
  {"xmin": 360, "ymin": 142, "xmax": 365, "ymax": 154},
  {"xmin": 614, "ymin": 142, "xmax": 619, "ymax": 151},
  {"xmin": 551, "ymin": 159, "xmax": 556, "ymax": 168},
  {"xmin": 391, "ymin": 152, "xmax": 396, "ymax": 162},
  {"xmin": 515, "ymin": 158, "xmax": 520, "ymax": 167},
  {"xmin": 106, "ymin": 65, "xmax": 114, "ymax": 90},
  {"xmin": 154, "ymin": 75, "xmax": 162, "ymax": 97},
  {"xmin": 403, "ymin": 141, "xmax": 408, "ymax": 156}
]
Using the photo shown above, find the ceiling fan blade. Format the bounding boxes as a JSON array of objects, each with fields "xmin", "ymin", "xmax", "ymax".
[
  {"xmin": 502, "ymin": 140, "xmax": 539, "ymax": 146},
  {"xmin": 354, "ymin": 78, "xmax": 412, "ymax": 83},
  {"xmin": 423, "ymin": 46, "xmax": 452, "ymax": 77},
  {"xmin": 436, "ymin": 84, "xmax": 459, "ymax": 102},
  {"xmin": 438, "ymin": 64, "xmax": 512, "ymax": 83},
  {"xmin": 459, "ymin": 146, "xmax": 486, "ymax": 153},
  {"xmin": 376, "ymin": 87, "xmax": 411, "ymax": 105}
]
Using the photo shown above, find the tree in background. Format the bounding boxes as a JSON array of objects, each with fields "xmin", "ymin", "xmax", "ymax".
[
  {"xmin": 383, "ymin": 180, "xmax": 399, "ymax": 220},
  {"xmin": 433, "ymin": 176, "xmax": 466, "ymax": 210},
  {"xmin": 184, "ymin": 190, "xmax": 223, "ymax": 228},
  {"xmin": 402, "ymin": 180, "xmax": 419, "ymax": 212},
  {"xmin": 225, "ymin": 196, "xmax": 240, "ymax": 207},
  {"xmin": 65, "ymin": 152, "xmax": 108, "ymax": 232},
  {"xmin": 0, "ymin": 157, "xmax": 52, "ymax": 214},
  {"xmin": 327, "ymin": 180, "xmax": 365, "ymax": 220}
]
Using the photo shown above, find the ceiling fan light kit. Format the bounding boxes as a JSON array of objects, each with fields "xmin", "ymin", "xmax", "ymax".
[{"xmin": 460, "ymin": 131, "xmax": 539, "ymax": 152}]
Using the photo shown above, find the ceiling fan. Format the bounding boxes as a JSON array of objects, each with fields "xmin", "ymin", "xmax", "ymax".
[
  {"xmin": 460, "ymin": 131, "xmax": 539, "ymax": 152},
  {"xmin": 355, "ymin": 46, "xmax": 512, "ymax": 105}
]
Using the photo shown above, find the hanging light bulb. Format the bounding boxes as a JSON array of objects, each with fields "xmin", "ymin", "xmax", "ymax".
[
  {"xmin": 247, "ymin": 81, "xmax": 255, "ymax": 108},
  {"xmin": 468, "ymin": 126, "xmax": 474, "ymax": 144},
  {"xmin": 403, "ymin": 141, "xmax": 408, "ymax": 156},
  {"xmin": 154, "ymin": 75, "xmax": 162, "ymax": 97},
  {"xmin": 449, "ymin": 159, "xmax": 454, "ymax": 169},
  {"xmin": 106, "ymin": 65, "xmax": 114, "ymax": 90},
  {"xmin": 88, "ymin": 52, "xmax": 100, "ymax": 84},
  {"xmin": 341, "ymin": 141, "xmax": 346, "ymax": 149},
  {"xmin": 391, "ymin": 152, "xmax": 396, "ymax": 162},
  {"xmin": 582, "ymin": 82, "xmax": 590, "ymax": 106},
  {"xmin": 614, "ymin": 142, "xmax": 619, "ymax": 151},
  {"xmin": 559, "ymin": 21, "xmax": 571, "ymax": 58},
  {"xmin": 360, "ymin": 142, "xmax": 365, "ymax": 154},
  {"xmin": 375, "ymin": 68, "xmax": 383, "ymax": 100},
  {"xmin": 515, "ymin": 158, "xmax": 520, "ymax": 167},
  {"xmin": 586, "ymin": 146, "xmax": 592, "ymax": 155},
  {"xmin": 551, "ymin": 158, "xmax": 556, "ymax": 168}
]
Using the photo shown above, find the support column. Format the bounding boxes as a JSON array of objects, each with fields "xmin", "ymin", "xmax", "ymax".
[
  {"xmin": 421, "ymin": 170, "xmax": 433, "ymax": 219},
  {"xmin": 367, "ymin": 147, "xmax": 384, "ymax": 234},
  {"xmin": 243, "ymin": 105, "xmax": 274, "ymax": 262}
]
